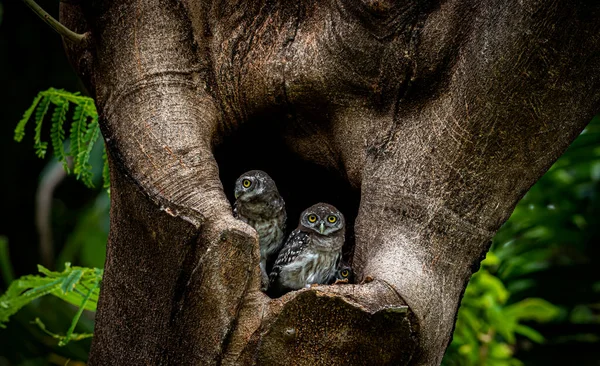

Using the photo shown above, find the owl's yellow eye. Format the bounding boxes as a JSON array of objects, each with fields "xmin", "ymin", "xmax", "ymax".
[
  {"xmin": 242, "ymin": 179, "xmax": 252, "ymax": 188},
  {"xmin": 341, "ymin": 269, "xmax": 349, "ymax": 277},
  {"xmin": 327, "ymin": 215, "xmax": 337, "ymax": 223},
  {"xmin": 308, "ymin": 214, "xmax": 317, "ymax": 223}
]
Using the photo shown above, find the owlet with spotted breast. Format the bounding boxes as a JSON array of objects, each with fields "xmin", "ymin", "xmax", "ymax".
[
  {"xmin": 234, "ymin": 170, "xmax": 286, "ymax": 288},
  {"xmin": 269, "ymin": 203, "xmax": 345, "ymax": 295}
]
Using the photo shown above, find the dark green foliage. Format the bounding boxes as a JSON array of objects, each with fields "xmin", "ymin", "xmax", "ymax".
[
  {"xmin": 1, "ymin": 6, "xmax": 98, "ymax": 363},
  {"xmin": 14, "ymin": 88, "xmax": 108, "ymax": 190},
  {"xmin": 444, "ymin": 115, "xmax": 600, "ymax": 365},
  {"xmin": 443, "ymin": 253, "xmax": 559, "ymax": 366},
  {"xmin": 0, "ymin": 190, "xmax": 108, "ymax": 360},
  {"xmin": 0, "ymin": 262, "xmax": 101, "ymax": 346},
  {"xmin": 57, "ymin": 192, "xmax": 110, "ymax": 269}
]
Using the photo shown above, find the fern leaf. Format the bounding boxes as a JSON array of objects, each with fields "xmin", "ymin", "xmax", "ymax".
[
  {"xmin": 37, "ymin": 263, "xmax": 62, "ymax": 277},
  {"xmin": 84, "ymin": 101, "xmax": 98, "ymax": 119},
  {"xmin": 14, "ymin": 94, "xmax": 42, "ymax": 142},
  {"xmin": 35, "ymin": 142, "xmax": 49, "ymax": 159},
  {"xmin": 33, "ymin": 95, "xmax": 51, "ymax": 158},
  {"xmin": 60, "ymin": 278, "xmax": 100, "ymax": 346},
  {"xmin": 50, "ymin": 99, "xmax": 70, "ymax": 172},
  {"xmin": 16, "ymin": 88, "xmax": 106, "ymax": 190},
  {"xmin": 69, "ymin": 102, "xmax": 87, "ymax": 172},
  {"xmin": 32, "ymin": 318, "xmax": 94, "ymax": 345},
  {"xmin": 76, "ymin": 116, "xmax": 100, "ymax": 188},
  {"xmin": 21, "ymin": 278, "xmax": 63, "ymax": 299},
  {"xmin": 0, "ymin": 264, "xmax": 102, "ymax": 328},
  {"xmin": 102, "ymin": 147, "xmax": 110, "ymax": 192},
  {"xmin": 0, "ymin": 277, "xmax": 61, "ymax": 327},
  {"xmin": 60, "ymin": 269, "xmax": 84, "ymax": 294}
]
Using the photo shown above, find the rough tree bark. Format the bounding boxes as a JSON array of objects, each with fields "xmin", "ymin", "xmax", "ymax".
[{"xmin": 59, "ymin": 0, "xmax": 600, "ymax": 365}]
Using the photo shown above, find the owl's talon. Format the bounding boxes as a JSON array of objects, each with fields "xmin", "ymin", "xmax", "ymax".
[{"xmin": 362, "ymin": 276, "xmax": 374, "ymax": 284}]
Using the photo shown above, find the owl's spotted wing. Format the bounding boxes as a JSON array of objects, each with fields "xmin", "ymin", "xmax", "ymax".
[{"xmin": 269, "ymin": 229, "xmax": 310, "ymax": 284}]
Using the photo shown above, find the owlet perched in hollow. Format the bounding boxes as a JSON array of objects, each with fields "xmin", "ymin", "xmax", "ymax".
[
  {"xmin": 269, "ymin": 203, "xmax": 345, "ymax": 295},
  {"xmin": 234, "ymin": 170, "xmax": 286, "ymax": 287},
  {"xmin": 332, "ymin": 261, "xmax": 354, "ymax": 284}
]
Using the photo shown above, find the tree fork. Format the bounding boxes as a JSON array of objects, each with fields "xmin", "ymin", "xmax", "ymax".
[{"xmin": 61, "ymin": 0, "xmax": 600, "ymax": 365}]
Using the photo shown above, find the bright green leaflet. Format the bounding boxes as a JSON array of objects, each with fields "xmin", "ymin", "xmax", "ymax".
[
  {"xmin": 14, "ymin": 88, "xmax": 108, "ymax": 190},
  {"xmin": 0, "ymin": 263, "xmax": 102, "ymax": 345}
]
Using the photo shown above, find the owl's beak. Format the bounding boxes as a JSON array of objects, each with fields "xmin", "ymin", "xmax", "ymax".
[
  {"xmin": 234, "ymin": 191, "xmax": 240, "ymax": 199},
  {"xmin": 319, "ymin": 222, "xmax": 325, "ymax": 234}
]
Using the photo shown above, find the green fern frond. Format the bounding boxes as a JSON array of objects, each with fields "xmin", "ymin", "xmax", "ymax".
[
  {"xmin": 50, "ymin": 99, "xmax": 70, "ymax": 172},
  {"xmin": 14, "ymin": 94, "xmax": 42, "ymax": 142},
  {"xmin": 76, "ymin": 116, "xmax": 100, "ymax": 188},
  {"xmin": 33, "ymin": 95, "xmax": 51, "ymax": 158},
  {"xmin": 69, "ymin": 101, "xmax": 87, "ymax": 171},
  {"xmin": 0, "ymin": 263, "xmax": 102, "ymax": 328},
  {"xmin": 0, "ymin": 263, "xmax": 102, "ymax": 346},
  {"xmin": 16, "ymin": 88, "xmax": 109, "ymax": 191}
]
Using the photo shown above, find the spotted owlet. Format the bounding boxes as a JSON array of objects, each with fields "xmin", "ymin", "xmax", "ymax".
[
  {"xmin": 332, "ymin": 260, "xmax": 354, "ymax": 284},
  {"xmin": 269, "ymin": 203, "xmax": 345, "ymax": 295},
  {"xmin": 233, "ymin": 170, "xmax": 286, "ymax": 287}
]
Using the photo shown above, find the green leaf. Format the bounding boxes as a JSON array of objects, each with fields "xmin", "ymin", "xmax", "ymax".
[
  {"xmin": 514, "ymin": 325, "xmax": 545, "ymax": 343},
  {"xmin": 14, "ymin": 94, "xmax": 42, "ymax": 142},
  {"xmin": 61, "ymin": 269, "xmax": 84, "ymax": 294},
  {"xmin": 76, "ymin": 116, "xmax": 100, "ymax": 188},
  {"xmin": 481, "ymin": 251, "xmax": 500, "ymax": 267},
  {"xmin": 487, "ymin": 305, "xmax": 516, "ymax": 344},
  {"xmin": 477, "ymin": 272, "xmax": 509, "ymax": 304},
  {"xmin": 32, "ymin": 318, "xmax": 94, "ymax": 345},
  {"xmin": 0, "ymin": 264, "xmax": 102, "ymax": 328},
  {"xmin": 504, "ymin": 298, "xmax": 560, "ymax": 323},
  {"xmin": 70, "ymin": 101, "xmax": 88, "ymax": 171},
  {"xmin": 15, "ymin": 88, "xmax": 109, "ymax": 191},
  {"xmin": 21, "ymin": 278, "xmax": 63, "ymax": 298},
  {"xmin": 33, "ymin": 95, "xmax": 51, "ymax": 158},
  {"xmin": 60, "ymin": 278, "xmax": 100, "ymax": 346},
  {"xmin": 489, "ymin": 342, "xmax": 514, "ymax": 359},
  {"xmin": 37, "ymin": 263, "xmax": 61, "ymax": 277},
  {"xmin": 50, "ymin": 99, "xmax": 70, "ymax": 172}
]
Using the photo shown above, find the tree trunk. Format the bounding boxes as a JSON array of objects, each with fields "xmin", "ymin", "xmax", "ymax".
[{"xmin": 60, "ymin": 0, "xmax": 600, "ymax": 364}]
